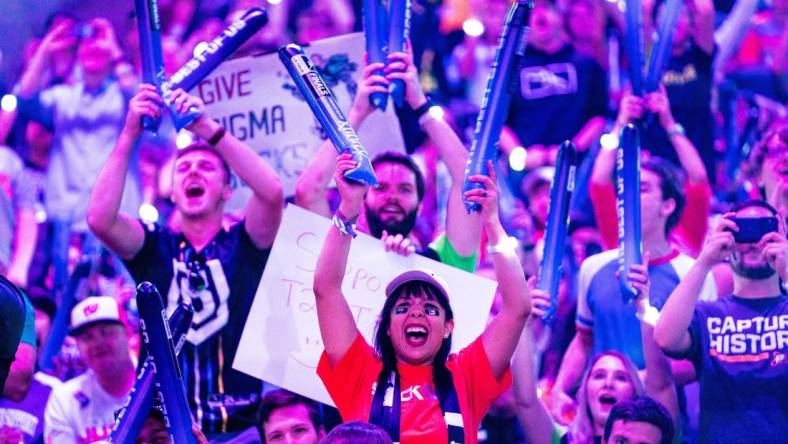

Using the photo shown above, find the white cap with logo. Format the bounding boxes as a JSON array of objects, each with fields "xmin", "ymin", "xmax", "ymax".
[{"xmin": 70, "ymin": 296, "xmax": 123, "ymax": 335}]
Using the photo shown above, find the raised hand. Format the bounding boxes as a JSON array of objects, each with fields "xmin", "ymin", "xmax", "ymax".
[
  {"xmin": 697, "ymin": 215, "xmax": 738, "ymax": 268},
  {"xmin": 123, "ymin": 84, "xmax": 164, "ymax": 137},
  {"xmin": 348, "ymin": 61, "xmax": 390, "ymax": 124},
  {"xmin": 759, "ymin": 231, "xmax": 788, "ymax": 281},
  {"xmin": 382, "ymin": 229, "xmax": 417, "ymax": 256},
  {"xmin": 335, "ymin": 153, "xmax": 369, "ymax": 218},
  {"xmin": 463, "ymin": 160, "xmax": 500, "ymax": 224},
  {"xmin": 385, "ymin": 40, "xmax": 428, "ymax": 109}
]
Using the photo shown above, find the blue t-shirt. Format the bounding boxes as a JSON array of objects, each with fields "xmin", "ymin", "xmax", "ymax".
[
  {"xmin": 670, "ymin": 294, "xmax": 788, "ymax": 444},
  {"xmin": 576, "ymin": 249, "xmax": 716, "ymax": 368},
  {"xmin": 123, "ymin": 220, "xmax": 270, "ymax": 433}
]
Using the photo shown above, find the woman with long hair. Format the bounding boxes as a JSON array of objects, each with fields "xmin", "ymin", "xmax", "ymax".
[
  {"xmin": 313, "ymin": 156, "xmax": 532, "ymax": 444},
  {"xmin": 513, "ymin": 257, "xmax": 678, "ymax": 443}
]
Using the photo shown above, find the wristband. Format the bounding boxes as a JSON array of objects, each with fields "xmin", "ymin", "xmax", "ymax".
[
  {"xmin": 332, "ymin": 210, "xmax": 358, "ymax": 238},
  {"xmin": 635, "ymin": 305, "xmax": 660, "ymax": 326},
  {"xmin": 413, "ymin": 98, "xmax": 433, "ymax": 119},
  {"xmin": 418, "ymin": 107, "xmax": 439, "ymax": 126},
  {"xmin": 667, "ymin": 122, "xmax": 685, "ymax": 138},
  {"xmin": 207, "ymin": 126, "xmax": 226, "ymax": 145},
  {"xmin": 487, "ymin": 242, "xmax": 514, "ymax": 255}
]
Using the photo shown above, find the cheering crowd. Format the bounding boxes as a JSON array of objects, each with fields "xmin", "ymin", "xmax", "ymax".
[{"xmin": 0, "ymin": 0, "xmax": 786, "ymax": 443}]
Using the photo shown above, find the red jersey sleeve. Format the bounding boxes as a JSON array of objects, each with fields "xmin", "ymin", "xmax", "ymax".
[
  {"xmin": 317, "ymin": 332, "xmax": 382, "ymax": 422},
  {"xmin": 673, "ymin": 180, "xmax": 711, "ymax": 257},
  {"xmin": 589, "ymin": 181, "xmax": 618, "ymax": 249},
  {"xmin": 449, "ymin": 337, "xmax": 513, "ymax": 443}
]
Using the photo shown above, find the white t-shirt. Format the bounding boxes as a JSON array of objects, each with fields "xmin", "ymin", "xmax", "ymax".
[{"xmin": 44, "ymin": 370, "xmax": 128, "ymax": 444}]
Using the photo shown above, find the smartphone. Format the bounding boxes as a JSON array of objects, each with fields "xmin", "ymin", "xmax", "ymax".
[
  {"xmin": 74, "ymin": 24, "xmax": 94, "ymax": 39},
  {"xmin": 729, "ymin": 216, "xmax": 778, "ymax": 243}
]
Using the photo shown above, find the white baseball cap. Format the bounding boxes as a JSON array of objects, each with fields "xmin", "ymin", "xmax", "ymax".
[
  {"xmin": 385, "ymin": 268, "xmax": 451, "ymax": 301},
  {"xmin": 70, "ymin": 296, "xmax": 123, "ymax": 335}
]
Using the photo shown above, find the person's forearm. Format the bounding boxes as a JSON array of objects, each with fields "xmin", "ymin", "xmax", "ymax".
[
  {"xmin": 590, "ymin": 142, "xmax": 616, "ymax": 185},
  {"xmin": 554, "ymin": 333, "xmax": 592, "ymax": 394},
  {"xmin": 641, "ymin": 323, "xmax": 675, "ymax": 399},
  {"xmin": 17, "ymin": 50, "xmax": 49, "ymax": 97},
  {"xmin": 654, "ymin": 261, "xmax": 710, "ymax": 351},
  {"xmin": 572, "ymin": 116, "xmax": 606, "ymax": 152},
  {"xmin": 87, "ymin": 130, "xmax": 136, "ymax": 232},
  {"xmin": 488, "ymin": 219, "xmax": 530, "ymax": 319},
  {"xmin": 421, "ymin": 115, "xmax": 469, "ymax": 183},
  {"xmin": 513, "ymin": 327, "xmax": 555, "ymax": 444},
  {"xmin": 668, "ymin": 126, "xmax": 708, "ymax": 184},
  {"xmin": 295, "ymin": 139, "xmax": 337, "ymax": 217},
  {"xmin": 314, "ymin": 223, "xmax": 353, "ymax": 298},
  {"xmin": 9, "ymin": 208, "xmax": 37, "ymax": 279},
  {"xmin": 207, "ymin": 124, "xmax": 282, "ymax": 207}
]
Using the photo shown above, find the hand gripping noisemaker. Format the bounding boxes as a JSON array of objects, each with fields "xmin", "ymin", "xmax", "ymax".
[
  {"xmin": 109, "ymin": 303, "xmax": 193, "ymax": 444},
  {"xmin": 616, "ymin": 125, "xmax": 643, "ymax": 302},
  {"xmin": 624, "ymin": 0, "xmax": 645, "ymax": 96},
  {"xmin": 136, "ymin": 283, "xmax": 197, "ymax": 444},
  {"xmin": 644, "ymin": 0, "xmax": 681, "ymax": 92},
  {"xmin": 537, "ymin": 141, "xmax": 577, "ymax": 321},
  {"xmin": 135, "ymin": 0, "xmax": 166, "ymax": 132},
  {"xmin": 387, "ymin": 0, "xmax": 411, "ymax": 107},
  {"xmin": 278, "ymin": 44, "xmax": 378, "ymax": 186},
  {"xmin": 461, "ymin": 0, "xmax": 533, "ymax": 213},
  {"xmin": 363, "ymin": 0, "xmax": 390, "ymax": 110},
  {"xmin": 136, "ymin": 0, "xmax": 202, "ymax": 131}
]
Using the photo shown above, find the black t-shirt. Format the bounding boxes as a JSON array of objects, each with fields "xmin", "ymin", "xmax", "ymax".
[
  {"xmin": 641, "ymin": 43, "xmax": 717, "ymax": 180},
  {"xmin": 123, "ymin": 220, "xmax": 271, "ymax": 433},
  {"xmin": 506, "ymin": 44, "xmax": 608, "ymax": 147}
]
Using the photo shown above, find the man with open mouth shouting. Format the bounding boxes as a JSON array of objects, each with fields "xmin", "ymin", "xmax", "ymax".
[
  {"xmin": 313, "ymin": 155, "xmax": 532, "ymax": 444},
  {"xmin": 87, "ymin": 84, "xmax": 283, "ymax": 440}
]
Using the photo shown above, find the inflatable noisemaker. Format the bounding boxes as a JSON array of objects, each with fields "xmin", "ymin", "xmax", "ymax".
[
  {"xmin": 462, "ymin": 0, "xmax": 533, "ymax": 213},
  {"xmin": 363, "ymin": 0, "xmax": 389, "ymax": 110},
  {"xmin": 644, "ymin": 0, "xmax": 681, "ymax": 92},
  {"xmin": 135, "ymin": 0, "xmax": 166, "ymax": 132},
  {"xmin": 278, "ymin": 44, "xmax": 378, "ymax": 186},
  {"xmin": 537, "ymin": 141, "xmax": 577, "ymax": 321},
  {"xmin": 136, "ymin": 0, "xmax": 202, "ymax": 131},
  {"xmin": 616, "ymin": 125, "xmax": 643, "ymax": 302},
  {"xmin": 387, "ymin": 0, "xmax": 411, "ymax": 107},
  {"xmin": 109, "ymin": 303, "xmax": 193, "ymax": 444},
  {"xmin": 624, "ymin": 0, "xmax": 645, "ymax": 96},
  {"xmin": 38, "ymin": 258, "xmax": 91, "ymax": 371},
  {"xmin": 165, "ymin": 8, "xmax": 268, "ymax": 92},
  {"xmin": 136, "ymin": 283, "xmax": 197, "ymax": 444}
]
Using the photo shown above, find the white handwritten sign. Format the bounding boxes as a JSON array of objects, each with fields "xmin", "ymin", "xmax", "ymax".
[
  {"xmin": 233, "ymin": 205, "xmax": 497, "ymax": 406},
  {"xmin": 195, "ymin": 32, "xmax": 405, "ymax": 199}
]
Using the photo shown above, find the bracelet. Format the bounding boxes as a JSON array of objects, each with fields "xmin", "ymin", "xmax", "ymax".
[
  {"xmin": 207, "ymin": 126, "xmax": 226, "ymax": 146},
  {"xmin": 418, "ymin": 109, "xmax": 437, "ymax": 127},
  {"xmin": 667, "ymin": 122, "xmax": 685, "ymax": 138},
  {"xmin": 332, "ymin": 209, "xmax": 358, "ymax": 238},
  {"xmin": 635, "ymin": 305, "xmax": 660, "ymax": 327},
  {"xmin": 413, "ymin": 98, "xmax": 433, "ymax": 119},
  {"xmin": 487, "ymin": 242, "xmax": 515, "ymax": 255}
]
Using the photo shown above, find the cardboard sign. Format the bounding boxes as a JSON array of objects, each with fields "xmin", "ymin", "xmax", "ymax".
[
  {"xmin": 196, "ymin": 32, "xmax": 405, "ymax": 199},
  {"xmin": 233, "ymin": 205, "xmax": 497, "ymax": 406}
]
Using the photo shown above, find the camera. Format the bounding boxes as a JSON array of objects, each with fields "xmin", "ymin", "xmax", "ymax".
[
  {"xmin": 74, "ymin": 24, "xmax": 95, "ymax": 39},
  {"xmin": 728, "ymin": 216, "xmax": 778, "ymax": 243}
]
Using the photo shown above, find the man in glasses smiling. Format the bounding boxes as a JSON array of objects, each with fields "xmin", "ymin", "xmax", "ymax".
[{"xmin": 87, "ymin": 85, "xmax": 284, "ymax": 441}]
